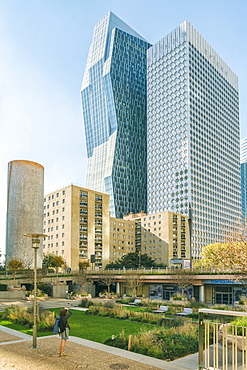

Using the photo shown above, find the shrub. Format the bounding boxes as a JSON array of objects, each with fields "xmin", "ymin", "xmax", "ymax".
[
  {"xmin": 104, "ymin": 332, "xmax": 128, "ymax": 350},
  {"xmin": 1, "ymin": 305, "xmax": 54, "ymax": 331},
  {"xmin": 0, "ymin": 284, "xmax": 7, "ymax": 291},
  {"xmin": 37, "ymin": 283, "xmax": 52, "ymax": 296}
]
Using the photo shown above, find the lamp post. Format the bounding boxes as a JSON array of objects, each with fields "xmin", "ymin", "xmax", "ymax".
[{"xmin": 24, "ymin": 233, "xmax": 47, "ymax": 348}]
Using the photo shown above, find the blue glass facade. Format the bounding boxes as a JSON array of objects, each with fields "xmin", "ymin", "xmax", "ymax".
[{"xmin": 81, "ymin": 12, "xmax": 151, "ymax": 218}]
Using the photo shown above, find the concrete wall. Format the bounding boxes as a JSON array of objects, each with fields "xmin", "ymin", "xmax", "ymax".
[
  {"xmin": 52, "ymin": 285, "xmax": 68, "ymax": 298},
  {"xmin": 0, "ymin": 291, "xmax": 25, "ymax": 299}
]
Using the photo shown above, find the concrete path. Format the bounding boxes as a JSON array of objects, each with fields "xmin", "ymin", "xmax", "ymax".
[
  {"xmin": 0, "ymin": 299, "xmax": 199, "ymax": 369},
  {"xmin": 0, "ymin": 325, "xmax": 198, "ymax": 370}
]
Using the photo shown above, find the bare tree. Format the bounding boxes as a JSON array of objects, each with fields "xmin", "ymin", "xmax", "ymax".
[
  {"xmin": 98, "ymin": 272, "xmax": 117, "ymax": 297},
  {"xmin": 171, "ymin": 269, "xmax": 196, "ymax": 297},
  {"xmin": 75, "ymin": 269, "xmax": 93, "ymax": 293},
  {"xmin": 123, "ymin": 273, "xmax": 144, "ymax": 297}
]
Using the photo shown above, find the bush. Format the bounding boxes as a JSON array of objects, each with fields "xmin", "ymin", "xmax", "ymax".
[
  {"xmin": 0, "ymin": 284, "xmax": 7, "ymax": 291},
  {"xmin": 37, "ymin": 283, "xmax": 52, "ymax": 296},
  {"xmin": 79, "ymin": 299, "xmax": 94, "ymax": 308},
  {"xmin": 1, "ymin": 305, "xmax": 54, "ymax": 331},
  {"xmin": 104, "ymin": 332, "xmax": 128, "ymax": 350}
]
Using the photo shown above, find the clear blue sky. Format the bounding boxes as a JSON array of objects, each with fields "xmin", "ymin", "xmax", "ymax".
[{"xmin": 0, "ymin": 0, "xmax": 246, "ymax": 258}]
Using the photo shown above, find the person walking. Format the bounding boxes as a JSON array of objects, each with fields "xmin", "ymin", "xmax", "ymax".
[{"xmin": 59, "ymin": 307, "xmax": 72, "ymax": 357}]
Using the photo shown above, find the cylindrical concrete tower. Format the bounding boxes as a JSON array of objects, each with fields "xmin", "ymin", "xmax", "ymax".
[{"xmin": 6, "ymin": 160, "xmax": 44, "ymax": 268}]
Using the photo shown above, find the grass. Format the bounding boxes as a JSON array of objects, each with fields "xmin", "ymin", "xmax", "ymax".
[
  {"xmin": 0, "ymin": 309, "xmax": 157, "ymax": 343},
  {"xmin": 0, "ymin": 319, "xmax": 52, "ymax": 337},
  {"xmin": 48, "ymin": 308, "xmax": 157, "ymax": 343}
]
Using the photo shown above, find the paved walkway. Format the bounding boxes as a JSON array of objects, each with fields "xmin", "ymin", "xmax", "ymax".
[{"xmin": 0, "ymin": 299, "xmax": 198, "ymax": 369}]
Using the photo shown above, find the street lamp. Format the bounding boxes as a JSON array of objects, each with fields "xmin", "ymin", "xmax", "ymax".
[{"xmin": 24, "ymin": 233, "xmax": 47, "ymax": 348}]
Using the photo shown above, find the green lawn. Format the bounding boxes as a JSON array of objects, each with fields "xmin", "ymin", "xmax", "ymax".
[
  {"xmin": 50, "ymin": 309, "xmax": 157, "ymax": 343},
  {"xmin": 0, "ymin": 319, "xmax": 52, "ymax": 337},
  {"xmin": 0, "ymin": 309, "xmax": 157, "ymax": 343}
]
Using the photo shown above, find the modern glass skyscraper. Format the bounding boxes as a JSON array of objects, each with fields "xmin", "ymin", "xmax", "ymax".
[
  {"xmin": 81, "ymin": 12, "xmax": 151, "ymax": 218},
  {"xmin": 240, "ymin": 137, "xmax": 247, "ymax": 226},
  {"xmin": 147, "ymin": 21, "xmax": 241, "ymax": 259}
]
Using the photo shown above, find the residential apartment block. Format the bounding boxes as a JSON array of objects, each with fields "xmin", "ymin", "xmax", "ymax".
[
  {"xmin": 43, "ymin": 184, "xmax": 110, "ymax": 270},
  {"xmin": 124, "ymin": 211, "xmax": 189, "ymax": 266}
]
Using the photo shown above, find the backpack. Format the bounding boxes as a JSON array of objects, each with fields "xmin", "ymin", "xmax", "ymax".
[
  {"xmin": 58, "ymin": 317, "xmax": 66, "ymax": 333},
  {"xmin": 53, "ymin": 316, "xmax": 60, "ymax": 334}
]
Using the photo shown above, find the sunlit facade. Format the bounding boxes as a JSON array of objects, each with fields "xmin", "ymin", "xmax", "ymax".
[
  {"xmin": 81, "ymin": 12, "xmax": 151, "ymax": 218},
  {"xmin": 147, "ymin": 21, "xmax": 241, "ymax": 258},
  {"xmin": 241, "ymin": 137, "xmax": 247, "ymax": 225}
]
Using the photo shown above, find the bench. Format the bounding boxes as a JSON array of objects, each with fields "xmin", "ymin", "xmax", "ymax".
[
  {"xmin": 176, "ymin": 308, "xmax": 193, "ymax": 316},
  {"xmin": 152, "ymin": 305, "xmax": 168, "ymax": 314},
  {"xmin": 128, "ymin": 299, "xmax": 142, "ymax": 306}
]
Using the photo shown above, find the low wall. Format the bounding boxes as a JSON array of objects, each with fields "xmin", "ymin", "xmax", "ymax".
[
  {"xmin": 0, "ymin": 291, "xmax": 25, "ymax": 299},
  {"xmin": 52, "ymin": 285, "xmax": 68, "ymax": 298}
]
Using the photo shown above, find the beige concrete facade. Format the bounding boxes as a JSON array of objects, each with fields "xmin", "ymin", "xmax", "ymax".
[
  {"xmin": 109, "ymin": 217, "xmax": 135, "ymax": 262},
  {"xmin": 43, "ymin": 185, "xmax": 110, "ymax": 271},
  {"xmin": 124, "ymin": 211, "xmax": 190, "ymax": 267}
]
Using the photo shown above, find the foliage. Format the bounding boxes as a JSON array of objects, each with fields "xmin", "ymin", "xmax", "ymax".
[
  {"xmin": 106, "ymin": 252, "xmax": 156, "ymax": 268},
  {"xmin": 79, "ymin": 261, "xmax": 90, "ymax": 272},
  {"xmin": 37, "ymin": 282, "xmax": 52, "ymax": 296},
  {"xmin": 1, "ymin": 305, "xmax": 54, "ymax": 331},
  {"xmin": 43, "ymin": 254, "xmax": 64, "ymax": 272},
  {"xmin": 7, "ymin": 259, "xmax": 24, "ymax": 278},
  {"xmin": 194, "ymin": 225, "xmax": 247, "ymax": 275},
  {"xmin": 104, "ymin": 323, "xmax": 198, "ymax": 360},
  {"xmin": 0, "ymin": 284, "xmax": 7, "ymax": 291},
  {"xmin": 78, "ymin": 298, "xmax": 95, "ymax": 308}
]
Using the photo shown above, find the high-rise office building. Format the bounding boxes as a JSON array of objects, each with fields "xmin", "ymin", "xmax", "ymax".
[
  {"xmin": 81, "ymin": 12, "xmax": 151, "ymax": 218},
  {"xmin": 147, "ymin": 21, "xmax": 241, "ymax": 259},
  {"xmin": 240, "ymin": 137, "xmax": 247, "ymax": 225}
]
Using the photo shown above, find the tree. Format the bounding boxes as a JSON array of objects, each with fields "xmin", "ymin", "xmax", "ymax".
[
  {"xmin": 75, "ymin": 269, "xmax": 93, "ymax": 293},
  {"xmin": 98, "ymin": 272, "xmax": 117, "ymax": 297},
  {"xmin": 171, "ymin": 269, "xmax": 196, "ymax": 297},
  {"xmin": 7, "ymin": 259, "xmax": 24, "ymax": 279},
  {"xmin": 106, "ymin": 252, "xmax": 156, "ymax": 268},
  {"xmin": 123, "ymin": 272, "xmax": 144, "ymax": 297},
  {"xmin": 79, "ymin": 261, "xmax": 90, "ymax": 273},
  {"xmin": 43, "ymin": 254, "xmax": 64, "ymax": 273}
]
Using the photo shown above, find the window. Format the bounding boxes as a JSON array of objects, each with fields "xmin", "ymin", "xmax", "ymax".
[
  {"xmin": 62, "ymin": 208, "xmax": 65, "ymax": 212},
  {"xmin": 56, "ymin": 193, "xmax": 59, "ymax": 197},
  {"xmin": 62, "ymin": 199, "xmax": 65, "ymax": 203},
  {"xmin": 62, "ymin": 190, "xmax": 65, "ymax": 195},
  {"xmin": 62, "ymin": 233, "xmax": 64, "ymax": 237}
]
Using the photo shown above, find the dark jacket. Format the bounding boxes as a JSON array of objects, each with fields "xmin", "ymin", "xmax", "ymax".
[{"xmin": 59, "ymin": 309, "xmax": 72, "ymax": 333}]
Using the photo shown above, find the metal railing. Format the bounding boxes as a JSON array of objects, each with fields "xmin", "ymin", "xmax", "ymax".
[{"xmin": 199, "ymin": 308, "xmax": 247, "ymax": 370}]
